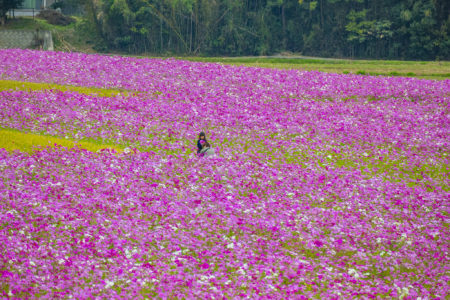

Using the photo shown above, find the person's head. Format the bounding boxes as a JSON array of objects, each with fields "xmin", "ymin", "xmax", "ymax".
[{"xmin": 199, "ymin": 131, "xmax": 206, "ymax": 140}]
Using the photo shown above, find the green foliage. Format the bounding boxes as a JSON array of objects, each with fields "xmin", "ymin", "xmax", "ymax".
[
  {"xmin": 309, "ymin": 1, "xmax": 318, "ymax": 11},
  {"xmin": 0, "ymin": 0, "xmax": 25, "ymax": 24},
  {"xmin": 73, "ymin": 0, "xmax": 450, "ymax": 60},
  {"xmin": 0, "ymin": 0, "xmax": 24, "ymax": 12},
  {"xmin": 346, "ymin": 10, "xmax": 393, "ymax": 43}
]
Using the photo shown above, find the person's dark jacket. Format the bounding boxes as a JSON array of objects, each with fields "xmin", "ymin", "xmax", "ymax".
[
  {"xmin": 197, "ymin": 131, "xmax": 207, "ymax": 153},
  {"xmin": 197, "ymin": 139, "xmax": 204, "ymax": 153}
]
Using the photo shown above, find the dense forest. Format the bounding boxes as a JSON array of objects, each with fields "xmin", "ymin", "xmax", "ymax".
[{"xmin": 61, "ymin": 0, "xmax": 449, "ymax": 59}]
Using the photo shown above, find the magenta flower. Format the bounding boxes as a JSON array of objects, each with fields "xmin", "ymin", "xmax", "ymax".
[{"xmin": 0, "ymin": 49, "xmax": 448, "ymax": 299}]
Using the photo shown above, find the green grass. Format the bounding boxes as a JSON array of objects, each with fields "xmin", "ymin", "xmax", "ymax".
[
  {"xmin": 177, "ymin": 56, "xmax": 450, "ymax": 80},
  {"xmin": 0, "ymin": 128, "xmax": 124, "ymax": 154},
  {"xmin": 3, "ymin": 16, "xmax": 76, "ymax": 32},
  {"xmin": 2, "ymin": 17, "xmax": 40, "ymax": 30},
  {"xmin": 0, "ymin": 79, "xmax": 130, "ymax": 97}
]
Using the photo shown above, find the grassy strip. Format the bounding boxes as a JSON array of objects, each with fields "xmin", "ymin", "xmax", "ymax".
[
  {"xmin": 180, "ymin": 56, "xmax": 445, "ymax": 65},
  {"xmin": 244, "ymin": 63, "xmax": 450, "ymax": 80},
  {"xmin": 178, "ymin": 57, "xmax": 450, "ymax": 80},
  {"xmin": 3, "ymin": 16, "xmax": 75, "ymax": 31},
  {"xmin": 0, "ymin": 128, "xmax": 123, "ymax": 154},
  {"xmin": 0, "ymin": 80, "xmax": 129, "ymax": 97}
]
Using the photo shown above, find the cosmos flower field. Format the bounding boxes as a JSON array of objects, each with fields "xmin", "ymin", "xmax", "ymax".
[{"xmin": 0, "ymin": 49, "xmax": 449, "ymax": 299}]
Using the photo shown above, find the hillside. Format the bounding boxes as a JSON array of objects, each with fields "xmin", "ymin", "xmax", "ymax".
[{"xmin": 2, "ymin": 16, "xmax": 98, "ymax": 53}]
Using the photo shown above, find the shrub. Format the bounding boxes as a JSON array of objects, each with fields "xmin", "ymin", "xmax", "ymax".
[{"xmin": 37, "ymin": 9, "xmax": 75, "ymax": 26}]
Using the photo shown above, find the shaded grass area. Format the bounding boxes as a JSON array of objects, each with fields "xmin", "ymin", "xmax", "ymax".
[
  {"xmin": 0, "ymin": 80, "xmax": 129, "ymax": 97},
  {"xmin": 179, "ymin": 57, "xmax": 450, "ymax": 80},
  {"xmin": 2, "ymin": 16, "xmax": 46, "ymax": 30},
  {"xmin": 0, "ymin": 128, "xmax": 123, "ymax": 154}
]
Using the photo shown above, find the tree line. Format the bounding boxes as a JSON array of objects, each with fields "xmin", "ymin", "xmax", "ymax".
[{"xmin": 6, "ymin": 0, "xmax": 450, "ymax": 59}]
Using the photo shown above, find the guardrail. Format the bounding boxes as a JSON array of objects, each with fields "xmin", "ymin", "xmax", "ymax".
[{"xmin": 8, "ymin": 9, "xmax": 41, "ymax": 19}]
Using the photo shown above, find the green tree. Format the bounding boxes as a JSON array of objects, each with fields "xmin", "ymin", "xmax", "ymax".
[
  {"xmin": 0, "ymin": 0, "xmax": 25, "ymax": 26},
  {"xmin": 88, "ymin": 0, "xmax": 448, "ymax": 59},
  {"xmin": 346, "ymin": 9, "xmax": 393, "ymax": 58}
]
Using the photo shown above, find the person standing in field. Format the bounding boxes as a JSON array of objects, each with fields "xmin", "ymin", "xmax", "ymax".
[{"xmin": 197, "ymin": 131, "xmax": 207, "ymax": 154}]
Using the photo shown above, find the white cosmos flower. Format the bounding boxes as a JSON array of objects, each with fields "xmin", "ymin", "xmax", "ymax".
[
  {"xmin": 105, "ymin": 280, "xmax": 114, "ymax": 289},
  {"xmin": 348, "ymin": 268, "xmax": 360, "ymax": 279}
]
